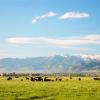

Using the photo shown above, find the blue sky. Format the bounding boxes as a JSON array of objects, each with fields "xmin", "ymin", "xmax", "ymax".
[{"xmin": 0, "ymin": 0, "xmax": 100, "ymax": 58}]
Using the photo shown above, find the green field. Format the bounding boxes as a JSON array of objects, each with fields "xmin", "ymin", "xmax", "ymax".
[{"xmin": 0, "ymin": 77, "xmax": 100, "ymax": 100}]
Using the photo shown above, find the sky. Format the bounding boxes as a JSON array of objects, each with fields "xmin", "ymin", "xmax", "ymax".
[{"xmin": 0, "ymin": 0, "xmax": 100, "ymax": 58}]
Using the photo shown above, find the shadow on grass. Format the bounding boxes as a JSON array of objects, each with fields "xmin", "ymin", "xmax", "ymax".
[
  {"xmin": 30, "ymin": 95, "xmax": 48, "ymax": 99},
  {"xmin": 15, "ymin": 95, "xmax": 48, "ymax": 100}
]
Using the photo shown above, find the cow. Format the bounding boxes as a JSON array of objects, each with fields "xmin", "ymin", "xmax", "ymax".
[
  {"xmin": 56, "ymin": 78, "xmax": 58, "ymax": 81},
  {"xmin": 70, "ymin": 76, "xmax": 72, "ymax": 79},
  {"xmin": 59, "ymin": 78, "xmax": 62, "ymax": 81},
  {"xmin": 78, "ymin": 78, "xmax": 81, "ymax": 81},
  {"xmin": 26, "ymin": 77, "xmax": 29, "ymax": 80},
  {"xmin": 30, "ymin": 77, "xmax": 36, "ymax": 81},
  {"xmin": 7, "ymin": 77, "xmax": 12, "ymax": 80},
  {"xmin": 44, "ymin": 77, "xmax": 51, "ymax": 81},
  {"xmin": 30, "ymin": 77, "xmax": 43, "ymax": 81},
  {"xmin": 93, "ymin": 77, "xmax": 100, "ymax": 80},
  {"xmin": 35, "ymin": 77, "xmax": 43, "ymax": 81}
]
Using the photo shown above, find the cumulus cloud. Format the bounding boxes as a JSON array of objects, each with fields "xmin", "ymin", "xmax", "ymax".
[
  {"xmin": 59, "ymin": 12, "xmax": 89, "ymax": 19},
  {"xmin": 7, "ymin": 34, "xmax": 100, "ymax": 47},
  {"xmin": 32, "ymin": 11, "xmax": 57, "ymax": 23}
]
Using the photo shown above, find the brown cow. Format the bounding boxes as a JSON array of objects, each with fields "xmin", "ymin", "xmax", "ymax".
[{"xmin": 70, "ymin": 76, "xmax": 72, "ymax": 79}]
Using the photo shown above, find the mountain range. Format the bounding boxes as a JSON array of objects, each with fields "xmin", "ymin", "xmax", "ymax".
[{"xmin": 0, "ymin": 55, "xmax": 100, "ymax": 73}]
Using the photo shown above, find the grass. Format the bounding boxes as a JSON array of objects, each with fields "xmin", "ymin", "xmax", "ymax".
[{"xmin": 0, "ymin": 77, "xmax": 100, "ymax": 100}]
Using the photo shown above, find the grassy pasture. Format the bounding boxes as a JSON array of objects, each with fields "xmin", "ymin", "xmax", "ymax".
[{"xmin": 0, "ymin": 77, "xmax": 100, "ymax": 100}]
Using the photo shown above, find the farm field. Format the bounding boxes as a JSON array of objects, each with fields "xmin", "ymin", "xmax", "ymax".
[{"xmin": 0, "ymin": 77, "xmax": 100, "ymax": 100}]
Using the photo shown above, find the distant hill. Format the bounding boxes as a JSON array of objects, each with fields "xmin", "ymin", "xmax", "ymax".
[{"xmin": 0, "ymin": 55, "xmax": 100, "ymax": 73}]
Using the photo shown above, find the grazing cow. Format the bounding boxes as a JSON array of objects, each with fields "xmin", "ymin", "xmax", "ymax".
[
  {"xmin": 59, "ymin": 78, "xmax": 62, "ymax": 81},
  {"xmin": 35, "ymin": 77, "xmax": 43, "ymax": 81},
  {"xmin": 26, "ymin": 77, "xmax": 29, "ymax": 80},
  {"xmin": 78, "ymin": 78, "xmax": 81, "ymax": 81},
  {"xmin": 93, "ymin": 77, "xmax": 100, "ymax": 80},
  {"xmin": 56, "ymin": 78, "xmax": 58, "ymax": 81},
  {"xmin": 44, "ymin": 77, "xmax": 51, "ymax": 81},
  {"xmin": 30, "ymin": 77, "xmax": 35, "ymax": 81},
  {"xmin": 30, "ymin": 77, "xmax": 43, "ymax": 81},
  {"xmin": 7, "ymin": 77, "xmax": 12, "ymax": 80},
  {"xmin": 70, "ymin": 77, "xmax": 72, "ymax": 79}
]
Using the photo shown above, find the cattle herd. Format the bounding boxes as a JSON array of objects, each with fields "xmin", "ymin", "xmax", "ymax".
[
  {"xmin": 26, "ymin": 76, "xmax": 62, "ymax": 82},
  {"xmin": 7, "ymin": 76, "xmax": 100, "ymax": 82},
  {"xmin": 6, "ymin": 76, "xmax": 100, "ymax": 81},
  {"xmin": 6, "ymin": 76, "xmax": 62, "ymax": 82}
]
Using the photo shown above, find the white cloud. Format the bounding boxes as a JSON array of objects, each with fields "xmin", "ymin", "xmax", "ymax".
[
  {"xmin": 83, "ymin": 34, "xmax": 100, "ymax": 41},
  {"xmin": 32, "ymin": 11, "xmax": 89, "ymax": 23},
  {"xmin": 7, "ymin": 34, "xmax": 100, "ymax": 47},
  {"xmin": 32, "ymin": 19, "xmax": 38, "ymax": 23},
  {"xmin": 32, "ymin": 11, "xmax": 57, "ymax": 23},
  {"xmin": 8, "ymin": 37, "xmax": 34, "ymax": 44},
  {"xmin": 59, "ymin": 12, "xmax": 89, "ymax": 19}
]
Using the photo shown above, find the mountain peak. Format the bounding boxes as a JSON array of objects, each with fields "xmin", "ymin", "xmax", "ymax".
[{"xmin": 0, "ymin": 55, "xmax": 100, "ymax": 73}]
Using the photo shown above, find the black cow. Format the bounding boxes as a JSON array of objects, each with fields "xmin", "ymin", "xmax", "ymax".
[
  {"xmin": 56, "ymin": 78, "xmax": 58, "ymax": 81},
  {"xmin": 93, "ymin": 77, "xmax": 100, "ymax": 80},
  {"xmin": 30, "ymin": 77, "xmax": 43, "ymax": 81},
  {"xmin": 26, "ymin": 77, "xmax": 29, "ymax": 80},
  {"xmin": 59, "ymin": 78, "xmax": 62, "ymax": 81},
  {"xmin": 44, "ymin": 77, "xmax": 51, "ymax": 81},
  {"xmin": 7, "ymin": 77, "xmax": 12, "ymax": 80},
  {"xmin": 78, "ymin": 78, "xmax": 81, "ymax": 81},
  {"xmin": 35, "ymin": 77, "xmax": 43, "ymax": 81},
  {"xmin": 30, "ymin": 77, "xmax": 36, "ymax": 81}
]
